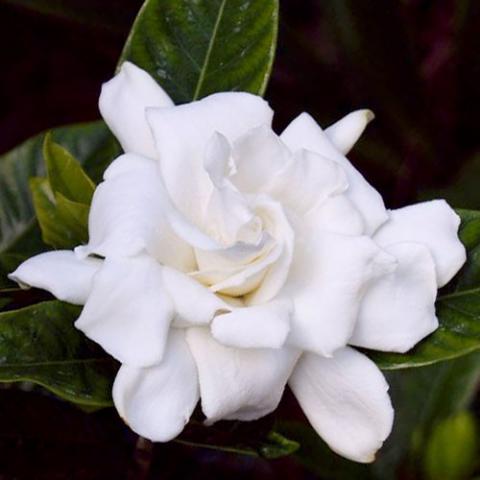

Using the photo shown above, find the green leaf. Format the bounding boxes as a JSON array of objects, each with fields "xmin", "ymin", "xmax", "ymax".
[
  {"xmin": 43, "ymin": 132, "xmax": 95, "ymax": 204},
  {"xmin": 56, "ymin": 194, "xmax": 90, "ymax": 241},
  {"xmin": 118, "ymin": 0, "xmax": 279, "ymax": 103},
  {"xmin": 0, "ymin": 121, "xmax": 121, "ymax": 285},
  {"xmin": 0, "ymin": 300, "xmax": 116, "ymax": 407},
  {"xmin": 370, "ymin": 209, "xmax": 480, "ymax": 369},
  {"xmin": 30, "ymin": 178, "xmax": 89, "ymax": 249},
  {"xmin": 31, "ymin": 134, "xmax": 95, "ymax": 249}
]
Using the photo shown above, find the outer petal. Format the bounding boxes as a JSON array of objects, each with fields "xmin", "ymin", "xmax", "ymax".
[
  {"xmin": 99, "ymin": 62, "xmax": 173, "ymax": 158},
  {"xmin": 281, "ymin": 112, "xmax": 387, "ymax": 234},
  {"xmin": 373, "ymin": 200, "xmax": 466, "ymax": 287},
  {"xmin": 211, "ymin": 299, "xmax": 292, "ymax": 349},
  {"xmin": 289, "ymin": 347, "xmax": 394, "ymax": 463},
  {"xmin": 77, "ymin": 154, "xmax": 195, "ymax": 272},
  {"xmin": 8, "ymin": 250, "xmax": 100, "ymax": 305},
  {"xmin": 146, "ymin": 92, "xmax": 273, "ymax": 220},
  {"xmin": 75, "ymin": 255, "xmax": 173, "ymax": 367},
  {"xmin": 186, "ymin": 327, "xmax": 300, "ymax": 424},
  {"xmin": 162, "ymin": 266, "xmax": 229, "ymax": 327},
  {"xmin": 351, "ymin": 243, "xmax": 438, "ymax": 353},
  {"xmin": 325, "ymin": 109, "xmax": 375, "ymax": 155},
  {"xmin": 113, "ymin": 329, "xmax": 199, "ymax": 442},
  {"xmin": 285, "ymin": 231, "xmax": 397, "ymax": 356}
]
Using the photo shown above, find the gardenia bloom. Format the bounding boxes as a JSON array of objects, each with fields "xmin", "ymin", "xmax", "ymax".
[{"xmin": 10, "ymin": 62, "xmax": 466, "ymax": 463}]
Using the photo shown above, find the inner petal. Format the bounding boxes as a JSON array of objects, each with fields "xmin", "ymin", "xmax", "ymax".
[
  {"xmin": 191, "ymin": 196, "xmax": 293, "ymax": 302},
  {"xmin": 200, "ymin": 132, "xmax": 260, "ymax": 246}
]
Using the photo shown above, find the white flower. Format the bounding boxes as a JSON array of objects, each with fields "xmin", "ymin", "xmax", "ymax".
[{"xmin": 10, "ymin": 62, "xmax": 466, "ymax": 463}]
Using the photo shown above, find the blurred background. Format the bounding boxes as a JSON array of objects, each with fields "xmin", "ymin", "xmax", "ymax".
[{"xmin": 1, "ymin": 0, "xmax": 480, "ymax": 479}]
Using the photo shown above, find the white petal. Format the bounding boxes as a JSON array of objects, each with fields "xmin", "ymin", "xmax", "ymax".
[
  {"xmin": 350, "ymin": 242, "xmax": 438, "ymax": 353},
  {"xmin": 78, "ymin": 154, "xmax": 195, "ymax": 272},
  {"xmin": 8, "ymin": 250, "xmax": 100, "ymax": 305},
  {"xmin": 203, "ymin": 132, "xmax": 235, "ymax": 188},
  {"xmin": 281, "ymin": 112, "xmax": 387, "ymax": 234},
  {"xmin": 99, "ymin": 154, "xmax": 222, "ymax": 253},
  {"xmin": 146, "ymin": 92, "xmax": 273, "ymax": 220},
  {"xmin": 325, "ymin": 109, "xmax": 375, "ymax": 155},
  {"xmin": 306, "ymin": 194, "xmax": 365, "ymax": 236},
  {"xmin": 113, "ymin": 329, "xmax": 199, "ymax": 442},
  {"xmin": 192, "ymin": 232, "xmax": 278, "ymax": 297},
  {"xmin": 195, "ymin": 196, "xmax": 295, "ymax": 302},
  {"xmin": 265, "ymin": 149, "xmax": 348, "ymax": 214},
  {"xmin": 162, "ymin": 266, "xmax": 229, "ymax": 327},
  {"xmin": 211, "ymin": 299, "xmax": 292, "ymax": 349},
  {"xmin": 99, "ymin": 62, "xmax": 173, "ymax": 158},
  {"xmin": 289, "ymin": 347, "xmax": 394, "ymax": 463},
  {"xmin": 202, "ymin": 133, "xmax": 257, "ymax": 245},
  {"xmin": 285, "ymin": 231, "xmax": 397, "ymax": 356},
  {"xmin": 374, "ymin": 200, "xmax": 466, "ymax": 287},
  {"xmin": 191, "ymin": 195, "xmax": 294, "ymax": 301},
  {"xmin": 206, "ymin": 244, "xmax": 280, "ymax": 297},
  {"xmin": 231, "ymin": 125, "xmax": 291, "ymax": 193},
  {"xmin": 75, "ymin": 255, "xmax": 173, "ymax": 367},
  {"xmin": 186, "ymin": 327, "xmax": 300, "ymax": 424}
]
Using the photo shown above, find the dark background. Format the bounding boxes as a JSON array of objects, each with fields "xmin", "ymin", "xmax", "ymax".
[{"xmin": 0, "ymin": 0, "xmax": 479, "ymax": 478}]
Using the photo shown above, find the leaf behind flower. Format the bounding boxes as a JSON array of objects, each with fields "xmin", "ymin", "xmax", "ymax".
[
  {"xmin": 0, "ymin": 300, "xmax": 116, "ymax": 407},
  {"xmin": 0, "ymin": 121, "xmax": 121, "ymax": 288},
  {"xmin": 118, "ymin": 0, "xmax": 279, "ymax": 102}
]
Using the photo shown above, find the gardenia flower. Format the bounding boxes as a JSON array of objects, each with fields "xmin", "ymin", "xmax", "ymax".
[{"xmin": 10, "ymin": 62, "xmax": 466, "ymax": 463}]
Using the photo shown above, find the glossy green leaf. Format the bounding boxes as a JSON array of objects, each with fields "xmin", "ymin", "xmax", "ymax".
[
  {"xmin": 118, "ymin": 0, "xmax": 279, "ymax": 103},
  {"xmin": 0, "ymin": 300, "xmax": 116, "ymax": 407},
  {"xmin": 43, "ymin": 132, "xmax": 95, "ymax": 204},
  {"xmin": 0, "ymin": 121, "xmax": 121, "ymax": 286},
  {"xmin": 370, "ymin": 209, "xmax": 480, "ymax": 369}
]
